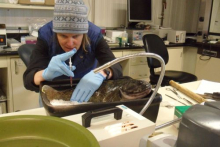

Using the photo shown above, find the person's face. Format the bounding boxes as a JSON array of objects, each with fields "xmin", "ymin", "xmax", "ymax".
[{"xmin": 57, "ymin": 33, "xmax": 83, "ymax": 52}]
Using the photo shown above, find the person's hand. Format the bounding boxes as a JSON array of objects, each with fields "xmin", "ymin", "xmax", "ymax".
[
  {"xmin": 70, "ymin": 70, "xmax": 105, "ymax": 102},
  {"xmin": 42, "ymin": 49, "xmax": 77, "ymax": 81}
]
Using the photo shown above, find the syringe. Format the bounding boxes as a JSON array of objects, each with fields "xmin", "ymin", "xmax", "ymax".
[{"xmin": 69, "ymin": 57, "xmax": 73, "ymax": 87}]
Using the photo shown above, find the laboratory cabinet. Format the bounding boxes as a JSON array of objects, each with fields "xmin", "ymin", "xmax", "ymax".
[
  {"xmin": 195, "ymin": 55, "xmax": 220, "ymax": 83},
  {"xmin": 0, "ymin": 57, "xmax": 7, "ymax": 114},
  {"xmin": 0, "ymin": 56, "xmax": 7, "ymax": 67},
  {"xmin": 122, "ymin": 50, "xmax": 149, "ymax": 81},
  {"xmin": 112, "ymin": 49, "xmax": 149, "ymax": 81},
  {"xmin": 112, "ymin": 47, "xmax": 198, "ymax": 81},
  {"xmin": 0, "ymin": 56, "xmax": 39, "ymax": 113},
  {"xmin": 10, "ymin": 57, "xmax": 39, "ymax": 111},
  {"xmin": 153, "ymin": 46, "xmax": 198, "ymax": 75},
  {"xmin": 155, "ymin": 47, "xmax": 184, "ymax": 72}
]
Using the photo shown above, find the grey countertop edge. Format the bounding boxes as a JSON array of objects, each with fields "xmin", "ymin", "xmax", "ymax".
[{"xmin": 1, "ymin": 42, "xmax": 218, "ymax": 56}]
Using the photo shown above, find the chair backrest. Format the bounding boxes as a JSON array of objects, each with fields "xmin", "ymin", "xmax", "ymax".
[
  {"xmin": 142, "ymin": 34, "xmax": 169, "ymax": 69},
  {"xmin": 18, "ymin": 44, "xmax": 36, "ymax": 67}
]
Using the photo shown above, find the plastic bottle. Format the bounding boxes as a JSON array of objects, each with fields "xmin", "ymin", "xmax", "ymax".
[{"xmin": 121, "ymin": 30, "xmax": 128, "ymax": 46}]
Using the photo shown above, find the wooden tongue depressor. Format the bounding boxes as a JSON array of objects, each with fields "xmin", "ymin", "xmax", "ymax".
[{"xmin": 169, "ymin": 80, "xmax": 206, "ymax": 103}]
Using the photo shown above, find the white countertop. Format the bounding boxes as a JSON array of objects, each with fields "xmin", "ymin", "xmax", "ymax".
[{"xmin": 155, "ymin": 81, "xmax": 201, "ymax": 136}]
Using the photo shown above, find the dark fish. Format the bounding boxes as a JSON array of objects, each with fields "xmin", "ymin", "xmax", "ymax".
[{"xmin": 41, "ymin": 77, "xmax": 152, "ymax": 102}]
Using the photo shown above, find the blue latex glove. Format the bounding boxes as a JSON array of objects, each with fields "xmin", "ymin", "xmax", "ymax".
[
  {"xmin": 42, "ymin": 49, "xmax": 77, "ymax": 81},
  {"xmin": 70, "ymin": 70, "xmax": 105, "ymax": 102}
]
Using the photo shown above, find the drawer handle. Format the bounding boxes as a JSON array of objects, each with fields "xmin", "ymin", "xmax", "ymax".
[{"xmin": 14, "ymin": 60, "xmax": 18, "ymax": 75}]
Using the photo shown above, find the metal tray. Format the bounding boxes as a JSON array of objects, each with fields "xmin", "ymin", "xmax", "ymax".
[{"xmin": 40, "ymin": 78, "xmax": 162, "ymax": 122}]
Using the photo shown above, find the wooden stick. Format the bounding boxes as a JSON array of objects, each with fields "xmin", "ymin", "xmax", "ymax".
[{"xmin": 169, "ymin": 80, "xmax": 206, "ymax": 103}]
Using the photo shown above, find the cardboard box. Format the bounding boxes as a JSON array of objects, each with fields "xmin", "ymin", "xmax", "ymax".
[
  {"xmin": 18, "ymin": 0, "xmax": 54, "ymax": 6},
  {"xmin": 45, "ymin": 0, "xmax": 54, "ymax": 6}
]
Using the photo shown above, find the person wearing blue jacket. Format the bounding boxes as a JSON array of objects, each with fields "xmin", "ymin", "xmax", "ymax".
[{"xmin": 23, "ymin": 0, "xmax": 122, "ymax": 104}]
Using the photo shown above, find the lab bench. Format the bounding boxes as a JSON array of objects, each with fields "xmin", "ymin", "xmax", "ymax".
[{"xmin": 0, "ymin": 80, "xmax": 202, "ymax": 146}]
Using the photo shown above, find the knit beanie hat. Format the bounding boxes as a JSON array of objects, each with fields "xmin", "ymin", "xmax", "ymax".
[{"xmin": 53, "ymin": 0, "xmax": 88, "ymax": 34}]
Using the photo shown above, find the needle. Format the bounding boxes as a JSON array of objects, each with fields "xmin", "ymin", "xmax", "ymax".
[{"xmin": 69, "ymin": 57, "xmax": 72, "ymax": 87}]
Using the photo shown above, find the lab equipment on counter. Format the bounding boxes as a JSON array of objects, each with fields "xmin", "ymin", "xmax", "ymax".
[
  {"xmin": 169, "ymin": 80, "xmax": 206, "ymax": 103},
  {"xmin": 121, "ymin": 31, "xmax": 128, "ymax": 45},
  {"xmin": 7, "ymin": 38, "xmax": 22, "ymax": 51},
  {"xmin": 147, "ymin": 134, "xmax": 177, "ymax": 147},
  {"xmin": 63, "ymin": 105, "xmax": 156, "ymax": 147},
  {"xmin": 127, "ymin": 29, "xmax": 159, "ymax": 46},
  {"xmin": 173, "ymin": 106, "xmax": 191, "ymax": 128},
  {"xmin": 166, "ymin": 88, "xmax": 193, "ymax": 105},
  {"xmin": 26, "ymin": 18, "xmax": 47, "ymax": 37},
  {"xmin": 176, "ymin": 103, "xmax": 220, "ymax": 147},
  {"xmin": 204, "ymin": 101, "xmax": 220, "ymax": 109},
  {"xmin": 199, "ymin": 92, "xmax": 220, "ymax": 100},
  {"xmin": 158, "ymin": 27, "xmax": 172, "ymax": 38},
  {"xmin": 127, "ymin": 29, "xmax": 143, "ymax": 45},
  {"xmin": 105, "ymin": 30, "xmax": 124, "ymax": 43},
  {"xmin": 0, "ymin": 24, "xmax": 7, "ymax": 47},
  {"xmin": 165, "ymin": 94, "xmax": 187, "ymax": 106},
  {"xmin": 25, "ymin": 36, "xmax": 37, "ymax": 44},
  {"xmin": 167, "ymin": 30, "xmax": 186, "ymax": 43}
]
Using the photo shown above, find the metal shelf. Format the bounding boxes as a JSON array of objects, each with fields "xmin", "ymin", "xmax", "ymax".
[{"xmin": 0, "ymin": 3, "xmax": 54, "ymax": 10}]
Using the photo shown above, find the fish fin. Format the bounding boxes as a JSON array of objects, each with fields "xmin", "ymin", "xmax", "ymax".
[{"xmin": 42, "ymin": 85, "xmax": 55, "ymax": 93}]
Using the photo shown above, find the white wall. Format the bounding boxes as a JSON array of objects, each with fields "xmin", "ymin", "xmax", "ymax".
[
  {"xmin": 170, "ymin": 0, "xmax": 201, "ymax": 33},
  {"xmin": 0, "ymin": 0, "xmax": 174, "ymax": 29},
  {"xmin": 92, "ymin": 0, "xmax": 173, "ymax": 28}
]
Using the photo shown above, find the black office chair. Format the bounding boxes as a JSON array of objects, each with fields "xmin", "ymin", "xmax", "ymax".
[
  {"xmin": 18, "ymin": 44, "xmax": 36, "ymax": 67},
  {"xmin": 142, "ymin": 34, "xmax": 197, "ymax": 86}
]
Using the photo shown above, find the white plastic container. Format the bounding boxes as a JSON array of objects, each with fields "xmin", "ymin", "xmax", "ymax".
[{"xmin": 106, "ymin": 30, "xmax": 124, "ymax": 43}]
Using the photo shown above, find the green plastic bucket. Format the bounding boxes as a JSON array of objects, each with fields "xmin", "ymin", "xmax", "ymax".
[{"xmin": 0, "ymin": 115, "xmax": 100, "ymax": 147}]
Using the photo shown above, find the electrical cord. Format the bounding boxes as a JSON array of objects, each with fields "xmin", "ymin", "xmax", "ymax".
[{"xmin": 199, "ymin": 41, "xmax": 212, "ymax": 61}]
